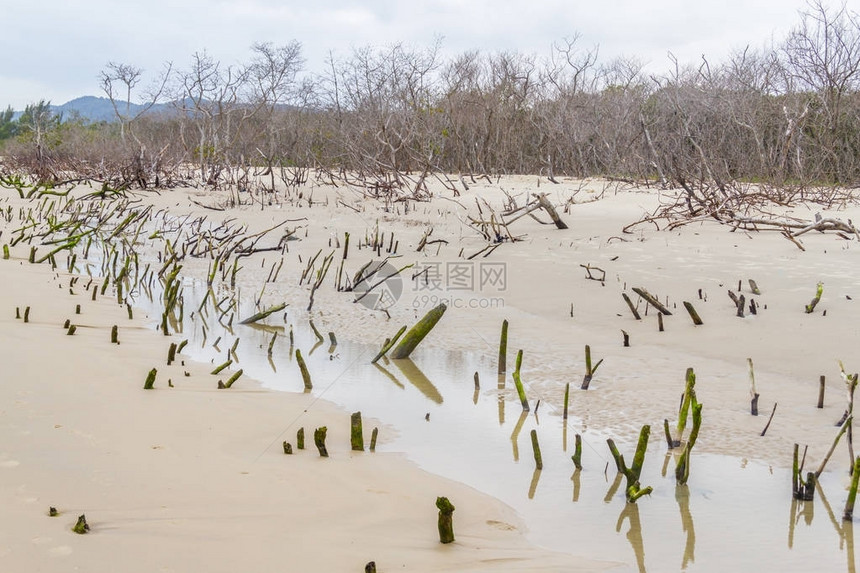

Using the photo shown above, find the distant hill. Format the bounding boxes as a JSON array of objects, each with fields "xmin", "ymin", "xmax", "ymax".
[{"xmin": 50, "ymin": 96, "xmax": 171, "ymax": 124}]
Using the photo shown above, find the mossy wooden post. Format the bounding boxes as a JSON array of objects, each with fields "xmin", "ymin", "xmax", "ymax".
[
  {"xmin": 436, "ymin": 497, "xmax": 455, "ymax": 544},
  {"xmin": 677, "ymin": 368, "xmax": 696, "ymax": 434},
  {"xmin": 111, "ymin": 325, "xmax": 118, "ymax": 344},
  {"xmin": 72, "ymin": 514, "xmax": 89, "ymax": 534},
  {"xmin": 314, "ymin": 426, "xmax": 328, "ymax": 457},
  {"xmin": 283, "ymin": 442, "xmax": 293, "ymax": 454},
  {"xmin": 143, "ymin": 368, "xmax": 157, "ymax": 389},
  {"xmin": 24, "ymin": 306, "xmax": 30, "ymax": 323},
  {"xmin": 530, "ymin": 429, "xmax": 543, "ymax": 470},
  {"xmin": 498, "ymin": 319, "xmax": 508, "ymax": 375},
  {"xmin": 572, "ymin": 433, "xmax": 583, "ymax": 470},
  {"xmin": 223, "ymin": 369, "xmax": 243, "ymax": 388},
  {"xmin": 563, "ymin": 382, "xmax": 570, "ymax": 420},
  {"xmin": 167, "ymin": 342, "xmax": 177, "ymax": 365},
  {"xmin": 390, "ymin": 303, "xmax": 446, "ymax": 359},
  {"xmin": 607, "ymin": 425, "xmax": 653, "ymax": 503},
  {"xmin": 844, "ymin": 456, "xmax": 860, "ymax": 521},
  {"xmin": 805, "ymin": 282, "xmax": 824, "ymax": 313},
  {"xmin": 365, "ymin": 562, "xmax": 376, "ymax": 573},
  {"xmin": 211, "ymin": 359, "xmax": 232, "ymax": 375},
  {"xmin": 664, "ymin": 419, "xmax": 679, "ymax": 449},
  {"xmin": 371, "ymin": 325, "xmax": 406, "ymax": 364},
  {"xmin": 351, "ymin": 412, "xmax": 364, "ymax": 451},
  {"xmin": 512, "ymin": 349, "xmax": 529, "ymax": 411},
  {"xmin": 676, "ymin": 402, "xmax": 703, "ymax": 484},
  {"xmin": 297, "ymin": 428, "xmax": 305, "ymax": 450},
  {"xmin": 295, "ymin": 349, "xmax": 312, "ymax": 390},
  {"xmin": 239, "ymin": 303, "xmax": 287, "ymax": 325},
  {"xmin": 2, "ymin": 244, "xmax": 8, "ymax": 259}
]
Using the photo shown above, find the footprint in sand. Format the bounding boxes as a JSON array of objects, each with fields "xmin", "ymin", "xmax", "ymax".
[
  {"xmin": 0, "ymin": 460, "xmax": 20, "ymax": 468},
  {"xmin": 485, "ymin": 520, "xmax": 516, "ymax": 531}
]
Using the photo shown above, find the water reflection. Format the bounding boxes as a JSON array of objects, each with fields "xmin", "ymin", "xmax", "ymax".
[
  {"xmin": 510, "ymin": 411, "xmax": 528, "ymax": 462},
  {"xmin": 528, "ymin": 469, "xmax": 542, "ymax": 499},
  {"xmin": 392, "ymin": 359, "xmax": 443, "ymax": 404},
  {"xmin": 817, "ymin": 483, "xmax": 856, "ymax": 573},
  {"xmin": 373, "ymin": 362, "xmax": 405, "ymax": 389},
  {"xmin": 676, "ymin": 485, "xmax": 696, "ymax": 569},
  {"xmin": 617, "ymin": 503, "xmax": 647, "ymax": 573},
  {"xmin": 604, "ymin": 472, "xmax": 623, "ymax": 503},
  {"xmin": 572, "ymin": 469, "xmax": 581, "ymax": 502}
]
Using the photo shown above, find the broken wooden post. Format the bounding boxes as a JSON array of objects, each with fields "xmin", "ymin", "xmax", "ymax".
[
  {"xmin": 677, "ymin": 368, "xmax": 696, "ymax": 434},
  {"xmin": 371, "ymin": 325, "xmax": 406, "ymax": 364},
  {"xmin": 297, "ymin": 428, "xmax": 305, "ymax": 450},
  {"xmin": 24, "ymin": 306, "xmax": 30, "ymax": 323},
  {"xmin": 211, "ymin": 359, "xmax": 232, "ymax": 375},
  {"xmin": 238, "ymin": 303, "xmax": 287, "ymax": 325},
  {"xmin": 512, "ymin": 349, "xmax": 529, "ymax": 411},
  {"xmin": 563, "ymin": 382, "xmax": 570, "ymax": 420},
  {"xmin": 580, "ymin": 344, "xmax": 603, "ymax": 390},
  {"xmin": 143, "ymin": 368, "xmax": 157, "ymax": 390},
  {"xmin": 664, "ymin": 419, "xmax": 680, "ymax": 449},
  {"xmin": 844, "ymin": 456, "xmax": 860, "ymax": 521},
  {"xmin": 498, "ymin": 319, "xmax": 508, "ymax": 375},
  {"xmin": 530, "ymin": 429, "xmax": 543, "ymax": 470},
  {"xmin": 658, "ymin": 313, "xmax": 664, "ymax": 332},
  {"xmin": 370, "ymin": 427, "xmax": 378, "ymax": 451},
  {"xmin": 390, "ymin": 303, "xmax": 446, "ymax": 359},
  {"xmin": 818, "ymin": 376, "xmax": 826, "ymax": 408},
  {"xmin": 436, "ymin": 497, "xmax": 455, "ymax": 543},
  {"xmin": 283, "ymin": 442, "xmax": 293, "ymax": 454},
  {"xmin": 737, "ymin": 295, "xmax": 746, "ymax": 318},
  {"xmin": 111, "ymin": 325, "xmax": 118, "ymax": 344},
  {"xmin": 351, "ymin": 412, "xmax": 364, "ymax": 451},
  {"xmin": 314, "ymin": 426, "xmax": 328, "ymax": 457},
  {"xmin": 805, "ymin": 282, "xmax": 824, "ymax": 314},
  {"xmin": 792, "ymin": 443, "xmax": 816, "ymax": 501},
  {"xmin": 632, "ymin": 287, "xmax": 672, "ymax": 315},
  {"xmin": 222, "ymin": 369, "xmax": 243, "ymax": 388},
  {"xmin": 295, "ymin": 349, "xmax": 312, "ymax": 390},
  {"xmin": 621, "ymin": 330, "xmax": 630, "ymax": 347},
  {"xmin": 749, "ymin": 279, "xmax": 761, "ymax": 295},
  {"xmin": 676, "ymin": 402, "xmax": 703, "ymax": 485},
  {"xmin": 607, "ymin": 425, "xmax": 653, "ymax": 503},
  {"xmin": 535, "ymin": 193, "xmax": 569, "ymax": 229},
  {"xmin": 167, "ymin": 342, "xmax": 177, "ymax": 365},
  {"xmin": 683, "ymin": 301, "xmax": 703, "ymax": 326},
  {"xmin": 748, "ymin": 358, "xmax": 760, "ymax": 416},
  {"xmin": 622, "ymin": 293, "xmax": 641, "ymax": 320},
  {"xmin": 572, "ymin": 434, "xmax": 583, "ymax": 470},
  {"xmin": 72, "ymin": 514, "xmax": 89, "ymax": 534}
]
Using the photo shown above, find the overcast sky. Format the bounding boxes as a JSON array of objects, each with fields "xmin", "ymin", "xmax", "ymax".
[{"xmin": 1, "ymin": 0, "xmax": 826, "ymax": 109}]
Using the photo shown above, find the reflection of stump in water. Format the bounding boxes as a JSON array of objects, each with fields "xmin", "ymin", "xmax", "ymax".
[
  {"xmin": 392, "ymin": 358, "xmax": 443, "ymax": 404},
  {"xmin": 816, "ymin": 482, "xmax": 856, "ymax": 573},
  {"xmin": 510, "ymin": 411, "xmax": 528, "ymax": 462},
  {"xmin": 571, "ymin": 468, "xmax": 581, "ymax": 502},
  {"xmin": 676, "ymin": 485, "xmax": 696, "ymax": 569},
  {"xmin": 528, "ymin": 469, "xmax": 542, "ymax": 499},
  {"xmin": 616, "ymin": 504, "xmax": 647, "ymax": 573}
]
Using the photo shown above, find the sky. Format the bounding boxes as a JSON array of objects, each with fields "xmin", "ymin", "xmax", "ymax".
[{"xmin": 0, "ymin": 0, "xmax": 828, "ymax": 109}]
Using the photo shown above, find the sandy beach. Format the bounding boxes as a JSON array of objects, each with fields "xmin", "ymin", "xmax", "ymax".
[{"xmin": 1, "ymin": 175, "xmax": 859, "ymax": 571}]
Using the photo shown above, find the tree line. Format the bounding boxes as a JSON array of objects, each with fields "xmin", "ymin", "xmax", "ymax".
[{"xmin": 2, "ymin": 1, "xmax": 859, "ymax": 206}]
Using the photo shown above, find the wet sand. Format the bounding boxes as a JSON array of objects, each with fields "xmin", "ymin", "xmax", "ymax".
[{"xmin": 1, "ymin": 175, "xmax": 858, "ymax": 571}]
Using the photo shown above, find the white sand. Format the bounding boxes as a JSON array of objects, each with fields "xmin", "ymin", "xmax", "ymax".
[{"xmin": 2, "ymin": 174, "xmax": 859, "ymax": 571}]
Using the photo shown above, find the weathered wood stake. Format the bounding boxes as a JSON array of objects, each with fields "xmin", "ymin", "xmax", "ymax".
[
  {"xmin": 805, "ymin": 282, "xmax": 824, "ymax": 314},
  {"xmin": 351, "ymin": 412, "xmax": 364, "ymax": 451},
  {"xmin": 683, "ymin": 301, "xmax": 703, "ymax": 325},
  {"xmin": 295, "ymin": 349, "xmax": 313, "ymax": 390},
  {"xmin": 143, "ymin": 368, "xmax": 157, "ymax": 390},
  {"xmin": 370, "ymin": 427, "xmax": 378, "ymax": 451},
  {"xmin": 72, "ymin": 514, "xmax": 89, "ymax": 534},
  {"xmin": 297, "ymin": 428, "xmax": 305, "ymax": 450},
  {"xmin": 314, "ymin": 426, "xmax": 328, "ymax": 457},
  {"xmin": 818, "ymin": 375, "xmax": 826, "ymax": 408},
  {"xmin": 498, "ymin": 319, "xmax": 509, "ymax": 374},
  {"xmin": 436, "ymin": 497, "xmax": 455, "ymax": 543},
  {"xmin": 512, "ymin": 349, "xmax": 529, "ymax": 411},
  {"xmin": 111, "ymin": 325, "xmax": 118, "ymax": 344},
  {"xmin": 530, "ymin": 429, "xmax": 543, "ymax": 470},
  {"xmin": 844, "ymin": 456, "xmax": 860, "ymax": 521}
]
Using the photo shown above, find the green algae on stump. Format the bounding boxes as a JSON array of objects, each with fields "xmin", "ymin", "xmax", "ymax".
[
  {"xmin": 436, "ymin": 496, "xmax": 455, "ymax": 543},
  {"xmin": 390, "ymin": 304, "xmax": 446, "ymax": 360}
]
